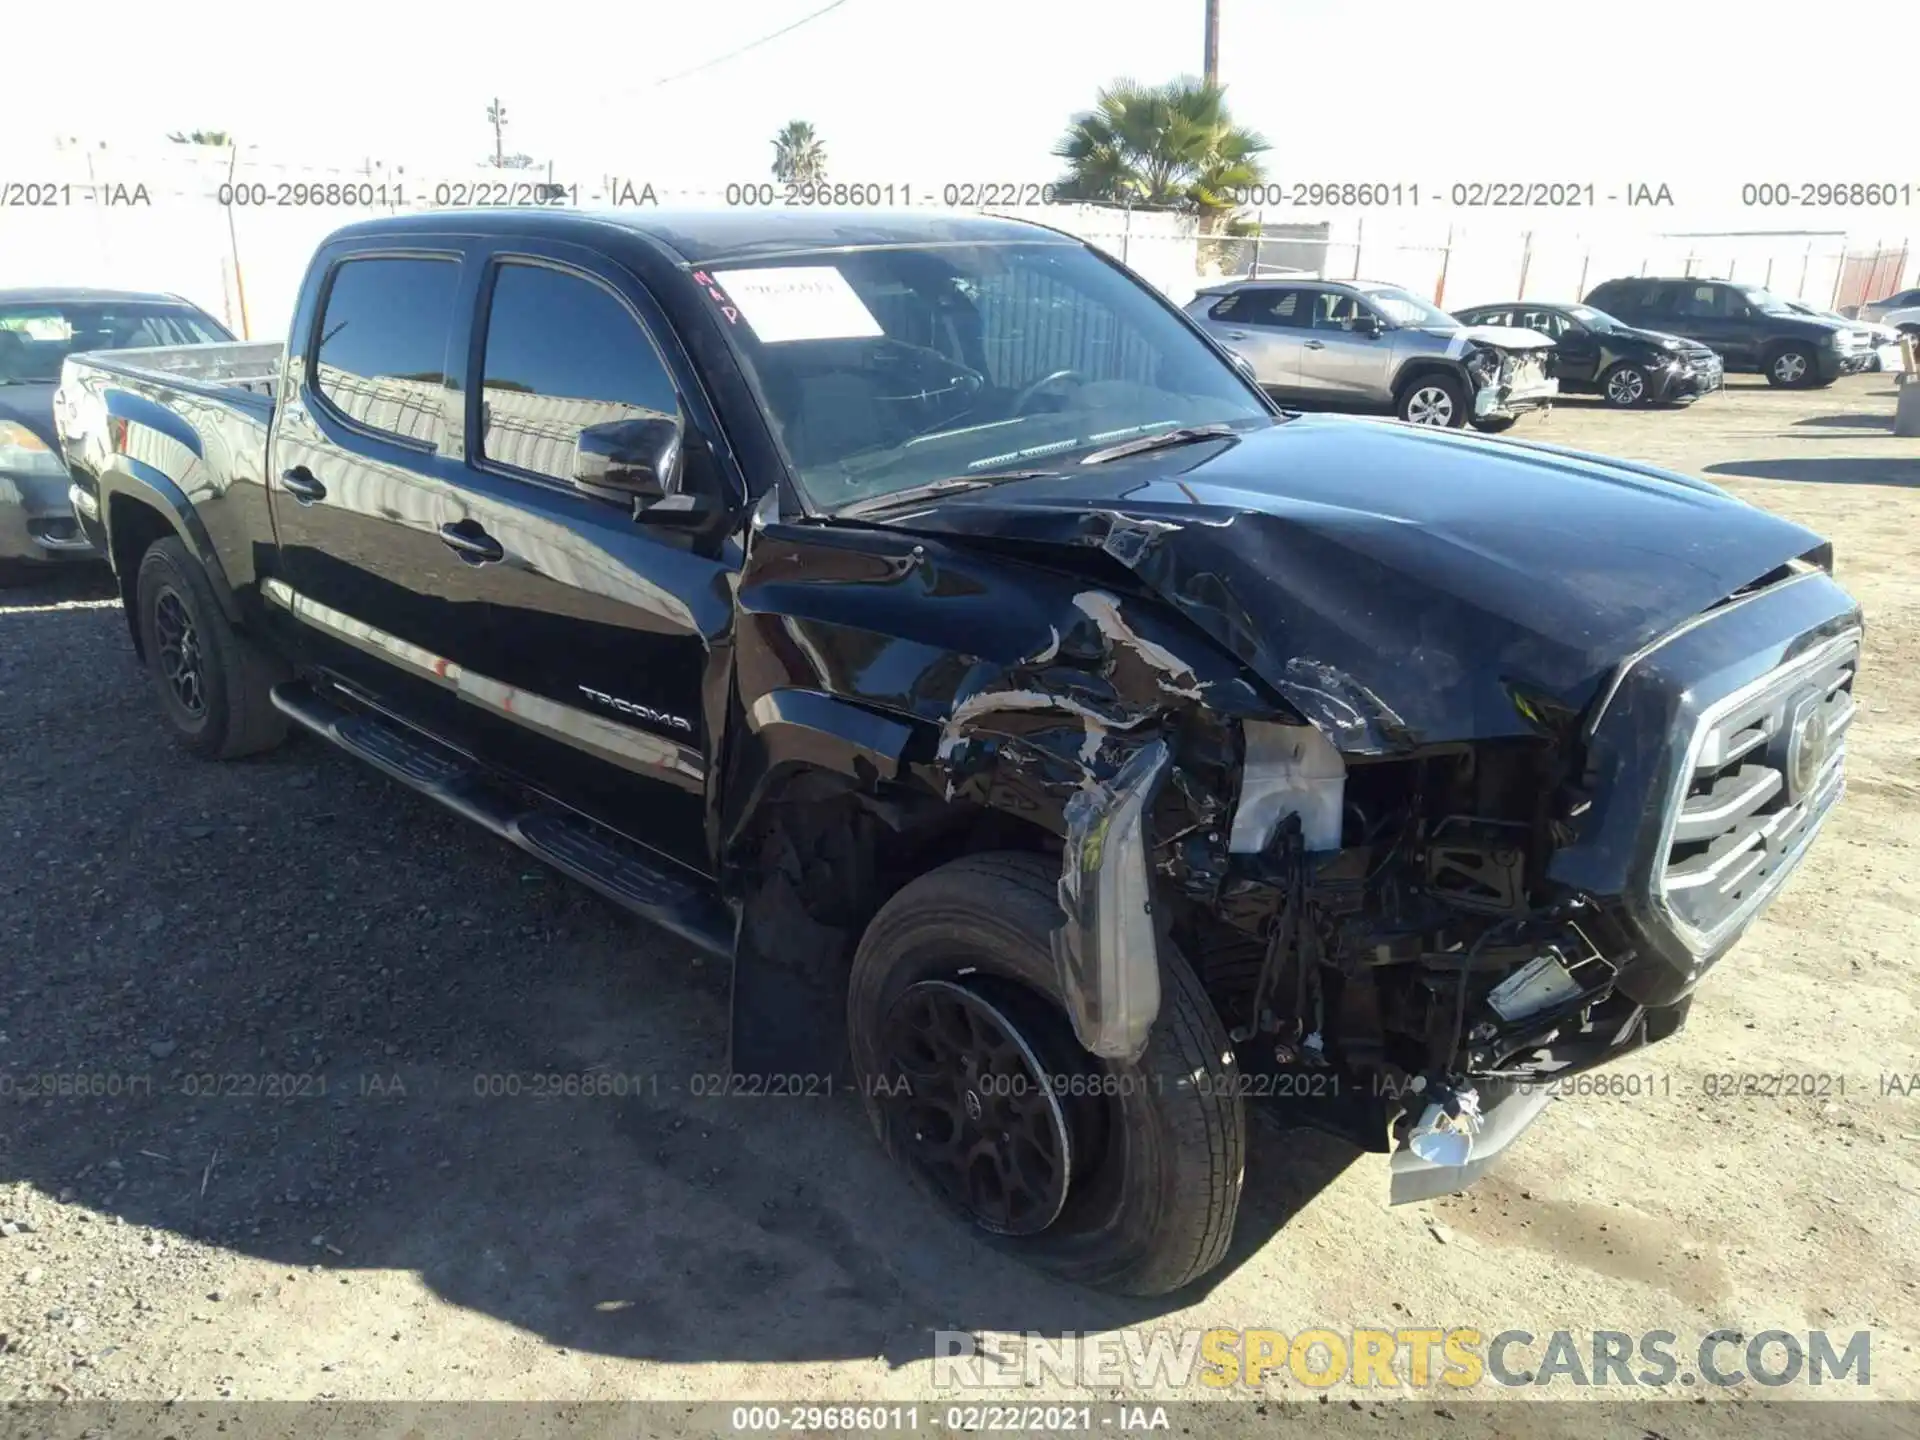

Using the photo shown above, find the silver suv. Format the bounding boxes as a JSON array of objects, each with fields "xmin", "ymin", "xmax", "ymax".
[{"xmin": 1185, "ymin": 278, "xmax": 1557, "ymax": 431}]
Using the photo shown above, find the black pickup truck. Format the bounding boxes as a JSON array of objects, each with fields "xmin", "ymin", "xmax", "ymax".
[{"xmin": 57, "ymin": 209, "xmax": 1862, "ymax": 1296}]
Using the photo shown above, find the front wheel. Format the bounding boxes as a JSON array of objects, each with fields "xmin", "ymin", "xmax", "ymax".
[
  {"xmin": 1765, "ymin": 346, "xmax": 1817, "ymax": 388},
  {"xmin": 1602, "ymin": 361, "xmax": 1651, "ymax": 407},
  {"xmin": 1396, "ymin": 372, "xmax": 1469, "ymax": 428},
  {"xmin": 848, "ymin": 851, "xmax": 1245, "ymax": 1296},
  {"xmin": 135, "ymin": 537, "xmax": 289, "ymax": 760}
]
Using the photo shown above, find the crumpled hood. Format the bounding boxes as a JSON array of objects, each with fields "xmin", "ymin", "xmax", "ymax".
[
  {"xmin": 860, "ymin": 415, "xmax": 1826, "ymax": 752},
  {"xmin": 1453, "ymin": 324, "xmax": 1556, "ymax": 351},
  {"xmin": 0, "ymin": 383, "xmax": 59, "ymax": 450}
]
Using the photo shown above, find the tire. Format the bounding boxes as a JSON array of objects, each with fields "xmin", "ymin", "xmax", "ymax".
[
  {"xmin": 1471, "ymin": 415, "xmax": 1518, "ymax": 434},
  {"xmin": 1764, "ymin": 345, "xmax": 1818, "ymax": 388},
  {"xmin": 1396, "ymin": 371, "xmax": 1468, "ymax": 428},
  {"xmin": 135, "ymin": 537, "xmax": 289, "ymax": 760},
  {"xmin": 848, "ymin": 851, "xmax": 1245, "ymax": 1296},
  {"xmin": 1601, "ymin": 361, "xmax": 1650, "ymax": 408}
]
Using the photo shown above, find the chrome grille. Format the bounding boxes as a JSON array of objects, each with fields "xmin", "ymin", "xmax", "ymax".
[{"xmin": 1656, "ymin": 630, "xmax": 1859, "ymax": 952}]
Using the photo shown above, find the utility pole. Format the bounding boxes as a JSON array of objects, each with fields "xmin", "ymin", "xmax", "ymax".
[
  {"xmin": 487, "ymin": 99, "xmax": 507, "ymax": 168},
  {"xmin": 1203, "ymin": 0, "xmax": 1220, "ymax": 84}
]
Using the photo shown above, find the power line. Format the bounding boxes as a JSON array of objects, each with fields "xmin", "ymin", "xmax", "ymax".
[{"xmin": 655, "ymin": 0, "xmax": 855, "ymax": 86}]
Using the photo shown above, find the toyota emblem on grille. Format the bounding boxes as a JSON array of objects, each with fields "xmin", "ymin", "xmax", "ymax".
[{"xmin": 1785, "ymin": 695, "xmax": 1831, "ymax": 801}]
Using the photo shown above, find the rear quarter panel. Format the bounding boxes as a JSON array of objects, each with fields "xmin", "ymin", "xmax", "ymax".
[{"xmin": 56, "ymin": 355, "xmax": 278, "ymax": 617}]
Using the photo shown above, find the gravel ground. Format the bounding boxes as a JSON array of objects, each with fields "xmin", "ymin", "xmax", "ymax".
[{"xmin": 1, "ymin": 374, "xmax": 1917, "ymax": 1419}]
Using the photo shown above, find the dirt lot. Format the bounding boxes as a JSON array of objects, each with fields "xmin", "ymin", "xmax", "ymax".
[{"xmin": 2, "ymin": 375, "xmax": 1917, "ymax": 1418}]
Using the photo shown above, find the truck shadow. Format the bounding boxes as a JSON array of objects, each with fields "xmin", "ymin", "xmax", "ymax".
[
  {"xmin": 0, "ymin": 596, "xmax": 1357, "ymax": 1371},
  {"xmin": 1705, "ymin": 458, "xmax": 1920, "ymax": 487}
]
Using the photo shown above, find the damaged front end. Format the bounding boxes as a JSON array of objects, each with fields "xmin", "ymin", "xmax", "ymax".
[
  {"xmin": 1459, "ymin": 325, "xmax": 1559, "ymax": 421},
  {"xmin": 735, "ymin": 416, "xmax": 1861, "ymax": 1209},
  {"xmin": 904, "ymin": 536, "xmax": 1855, "ymax": 1207}
]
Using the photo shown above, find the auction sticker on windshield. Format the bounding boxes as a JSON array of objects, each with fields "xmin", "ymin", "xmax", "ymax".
[{"xmin": 708, "ymin": 266, "xmax": 884, "ymax": 343}]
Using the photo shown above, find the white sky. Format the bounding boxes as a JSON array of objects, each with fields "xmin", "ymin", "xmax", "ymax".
[{"xmin": 6, "ymin": 0, "xmax": 1918, "ymax": 208}]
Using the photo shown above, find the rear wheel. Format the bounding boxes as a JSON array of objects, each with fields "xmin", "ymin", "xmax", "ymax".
[
  {"xmin": 848, "ymin": 851, "xmax": 1245, "ymax": 1296},
  {"xmin": 135, "ymin": 537, "xmax": 289, "ymax": 760},
  {"xmin": 1396, "ymin": 372, "xmax": 1468, "ymax": 428},
  {"xmin": 1765, "ymin": 345, "xmax": 1817, "ymax": 388}
]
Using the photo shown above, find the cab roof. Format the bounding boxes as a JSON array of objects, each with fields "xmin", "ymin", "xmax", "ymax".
[{"xmin": 323, "ymin": 207, "xmax": 1077, "ymax": 268}]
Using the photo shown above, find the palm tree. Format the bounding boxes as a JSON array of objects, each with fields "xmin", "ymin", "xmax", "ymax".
[
  {"xmin": 770, "ymin": 121, "xmax": 827, "ymax": 185},
  {"xmin": 1052, "ymin": 78, "xmax": 1268, "ymax": 228},
  {"xmin": 167, "ymin": 130, "xmax": 232, "ymax": 146}
]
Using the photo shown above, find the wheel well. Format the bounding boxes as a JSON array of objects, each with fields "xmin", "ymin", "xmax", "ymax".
[
  {"xmin": 1392, "ymin": 361, "xmax": 1464, "ymax": 402},
  {"xmin": 105, "ymin": 494, "xmax": 176, "ymax": 658},
  {"xmin": 736, "ymin": 765, "xmax": 1062, "ymax": 984}
]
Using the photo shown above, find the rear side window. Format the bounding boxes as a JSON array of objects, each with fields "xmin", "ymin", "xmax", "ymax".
[
  {"xmin": 313, "ymin": 257, "xmax": 460, "ymax": 442},
  {"xmin": 477, "ymin": 261, "xmax": 680, "ymax": 484},
  {"xmin": 1590, "ymin": 280, "xmax": 1651, "ymax": 312},
  {"xmin": 1234, "ymin": 289, "xmax": 1307, "ymax": 327}
]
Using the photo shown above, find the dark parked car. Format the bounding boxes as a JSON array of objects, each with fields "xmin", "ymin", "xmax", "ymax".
[
  {"xmin": 1581, "ymin": 277, "xmax": 1868, "ymax": 388},
  {"xmin": 1451, "ymin": 301, "xmax": 1724, "ymax": 408},
  {"xmin": 0, "ymin": 287, "xmax": 233, "ymax": 581},
  {"xmin": 58, "ymin": 210, "xmax": 1862, "ymax": 1295}
]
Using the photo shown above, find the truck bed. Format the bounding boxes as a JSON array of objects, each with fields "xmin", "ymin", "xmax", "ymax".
[{"xmin": 65, "ymin": 341, "xmax": 283, "ymax": 420}]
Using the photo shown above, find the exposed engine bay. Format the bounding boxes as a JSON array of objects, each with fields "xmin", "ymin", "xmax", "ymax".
[{"xmin": 1456, "ymin": 325, "xmax": 1558, "ymax": 420}]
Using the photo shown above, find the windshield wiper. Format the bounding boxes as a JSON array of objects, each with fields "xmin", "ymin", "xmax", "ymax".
[
  {"xmin": 1078, "ymin": 423, "xmax": 1239, "ymax": 467},
  {"xmin": 832, "ymin": 469, "xmax": 1054, "ymax": 519}
]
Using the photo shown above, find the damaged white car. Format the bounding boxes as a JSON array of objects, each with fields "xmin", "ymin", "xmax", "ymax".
[{"xmin": 1186, "ymin": 276, "xmax": 1557, "ymax": 432}]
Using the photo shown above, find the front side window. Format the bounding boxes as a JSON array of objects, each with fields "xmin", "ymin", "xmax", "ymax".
[
  {"xmin": 1310, "ymin": 290, "xmax": 1368, "ymax": 330},
  {"xmin": 706, "ymin": 241, "xmax": 1272, "ymax": 512},
  {"xmin": 313, "ymin": 256, "xmax": 460, "ymax": 442},
  {"xmin": 1462, "ymin": 308, "xmax": 1514, "ymax": 329},
  {"xmin": 1519, "ymin": 309, "xmax": 1573, "ymax": 338},
  {"xmin": 478, "ymin": 262, "xmax": 680, "ymax": 484}
]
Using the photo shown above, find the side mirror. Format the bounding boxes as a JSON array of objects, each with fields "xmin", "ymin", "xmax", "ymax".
[
  {"xmin": 1351, "ymin": 312, "xmax": 1383, "ymax": 337},
  {"xmin": 573, "ymin": 416, "xmax": 702, "ymax": 522},
  {"xmin": 1227, "ymin": 349, "xmax": 1259, "ymax": 382}
]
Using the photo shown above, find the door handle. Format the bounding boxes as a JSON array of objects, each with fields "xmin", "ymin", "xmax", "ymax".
[
  {"xmin": 1304, "ymin": 340, "xmax": 1326, "ymax": 350},
  {"xmin": 280, "ymin": 467, "xmax": 326, "ymax": 505},
  {"xmin": 438, "ymin": 521, "xmax": 504, "ymax": 564}
]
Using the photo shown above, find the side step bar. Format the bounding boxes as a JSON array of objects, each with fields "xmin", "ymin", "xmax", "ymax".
[{"xmin": 270, "ymin": 680, "xmax": 733, "ymax": 961}]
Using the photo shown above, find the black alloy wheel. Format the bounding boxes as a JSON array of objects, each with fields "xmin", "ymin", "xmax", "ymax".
[
  {"xmin": 879, "ymin": 978, "xmax": 1074, "ymax": 1236},
  {"xmin": 152, "ymin": 584, "xmax": 207, "ymax": 722}
]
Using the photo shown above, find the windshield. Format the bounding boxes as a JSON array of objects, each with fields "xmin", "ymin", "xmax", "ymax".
[
  {"xmin": 0, "ymin": 301, "xmax": 232, "ymax": 384},
  {"xmin": 702, "ymin": 241, "xmax": 1274, "ymax": 512},
  {"xmin": 1564, "ymin": 304, "xmax": 1622, "ymax": 333},
  {"xmin": 1358, "ymin": 286, "xmax": 1457, "ymax": 329},
  {"xmin": 1737, "ymin": 286, "xmax": 1797, "ymax": 316}
]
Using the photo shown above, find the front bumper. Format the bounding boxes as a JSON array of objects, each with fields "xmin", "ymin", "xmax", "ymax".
[
  {"xmin": 1474, "ymin": 373, "xmax": 1558, "ymax": 420},
  {"xmin": 1388, "ymin": 1080, "xmax": 1552, "ymax": 1205},
  {"xmin": 1816, "ymin": 348, "xmax": 1856, "ymax": 380},
  {"xmin": 0, "ymin": 469, "xmax": 102, "ymax": 566},
  {"xmin": 1649, "ymin": 357, "xmax": 1724, "ymax": 402}
]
